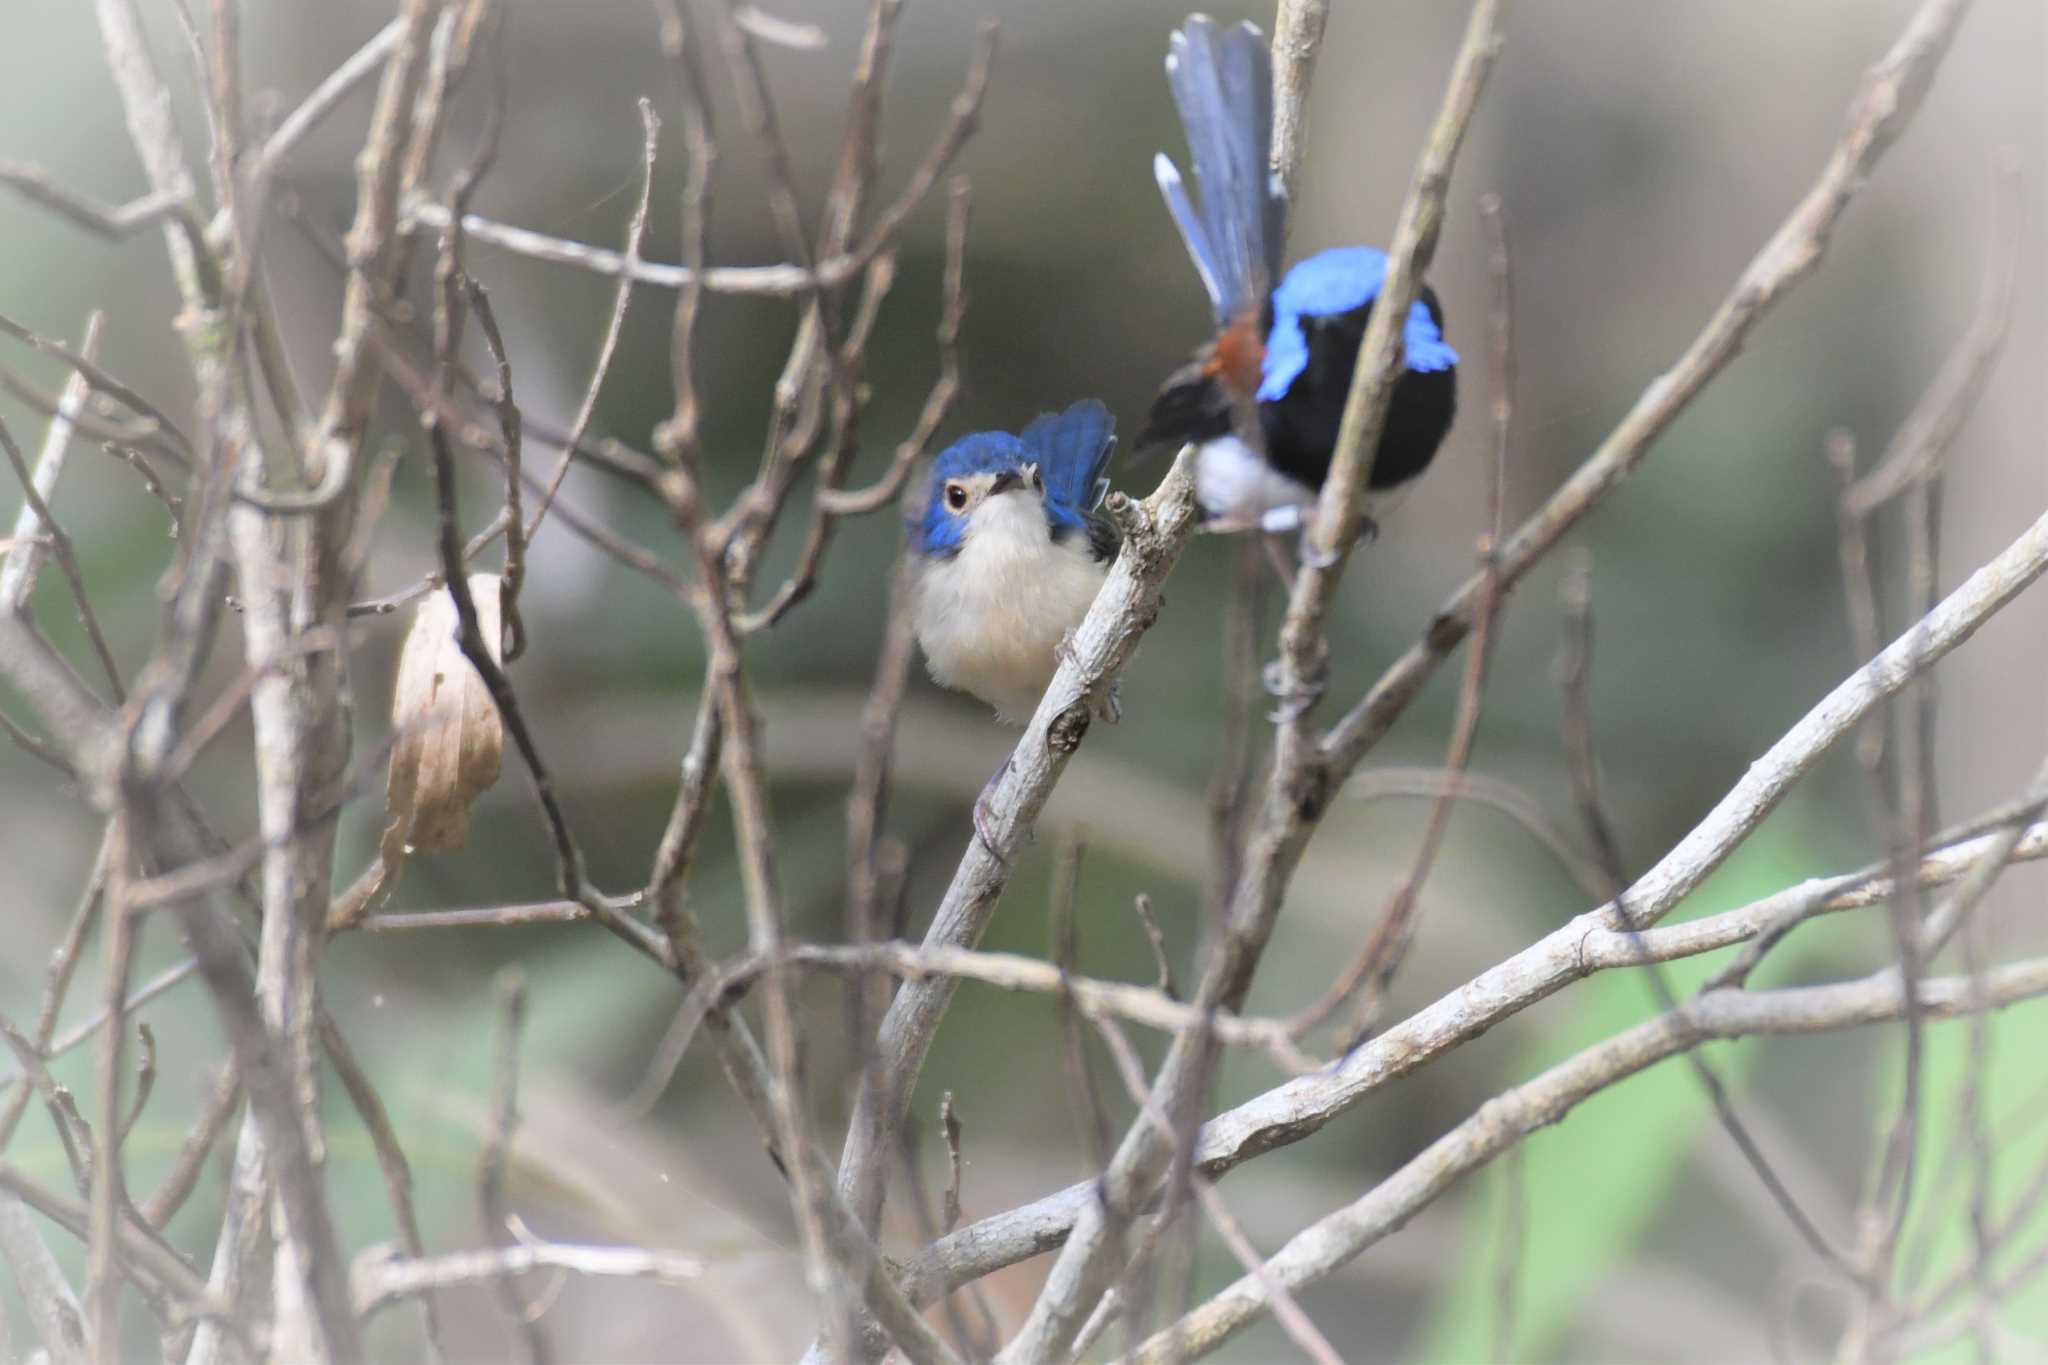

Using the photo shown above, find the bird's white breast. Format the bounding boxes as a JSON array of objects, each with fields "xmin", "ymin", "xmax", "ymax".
[
  {"xmin": 1193, "ymin": 435, "xmax": 1410, "ymax": 534},
  {"xmin": 913, "ymin": 492, "xmax": 1108, "ymax": 724},
  {"xmin": 1193, "ymin": 435, "xmax": 1316, "ymax": 533}
]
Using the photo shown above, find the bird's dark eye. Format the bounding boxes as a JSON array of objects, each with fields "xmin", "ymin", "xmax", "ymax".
[{"xmin": 944, "ymin": 482, "xmax": 968, "ymax": 511}]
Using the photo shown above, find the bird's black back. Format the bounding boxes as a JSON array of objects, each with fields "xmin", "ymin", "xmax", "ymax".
[
  {"xmin": 1258, "ymin": 285, "xmax": 1457, "ymax": 493},
  {"xmin": 1138, "ymin": 286, "xmax": 1458, "ymax": 496}
]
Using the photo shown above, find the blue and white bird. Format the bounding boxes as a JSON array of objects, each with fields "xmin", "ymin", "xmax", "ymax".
[
  {"xmin": 911, "ymin": 400, "xmax": 1119, "ymax": 726},
  {"xmin": 1136, "ymin": 15, "xmax": 1458, "ymax": 535}
]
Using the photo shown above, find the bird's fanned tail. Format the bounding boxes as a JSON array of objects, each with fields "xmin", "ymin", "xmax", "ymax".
[
  {"xmin": 1157, "ymin": 15, "xmax": 1286, "ymax": 326},
  {"xmin": 1020, "ymin": 399, "xmax": 1117, "ymax": 517}
]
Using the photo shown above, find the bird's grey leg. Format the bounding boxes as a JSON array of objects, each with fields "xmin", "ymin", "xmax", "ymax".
[
  {"xmin": 1265, "ymin": 501, "xmax": 1377, "ymax": 571},
  {"xmin": 1261, "ymin": 654, "xmax": 1328, "ymax": 723},
  {"xmin": 1260, "ymin": 532, "xmax": 1297, "ymax": 592}
]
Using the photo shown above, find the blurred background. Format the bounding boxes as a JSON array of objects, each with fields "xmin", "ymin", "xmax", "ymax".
[{"xmin": 3, "ymin": 0, "xmax": 2045, "ymax": 1359}]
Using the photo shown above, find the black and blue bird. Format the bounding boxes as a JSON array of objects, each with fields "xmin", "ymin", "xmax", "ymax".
[{"xmin": 1137, "ymin": 15, "xmax": 1458, "ymax": 536}]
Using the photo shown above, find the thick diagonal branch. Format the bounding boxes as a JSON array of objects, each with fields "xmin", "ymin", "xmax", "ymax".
[{"xmin": 833, "ymin": 450, "xmax": 1202, "ymax": 1234}]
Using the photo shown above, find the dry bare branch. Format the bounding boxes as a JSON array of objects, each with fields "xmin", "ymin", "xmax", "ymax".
[
  {"xmin": 1120, "ymin": 956, "xmax": 2048, "ymax": 1363},
  {"xmin": 139, "ymin": 1058, "xmax": 239, "ymax": 1229},
  {"xmin": 477, "ymin": 969, "xmax": 545, "ymax": 1364},
  {"xmin": 352, "ymin": 1239, "xmax": 706, "ymax": 1319},
  {"xmin": 1267, "ymin": 0, "xmax": 1330, "ymax": 213},
  {"xmin": 1323, "ymin": 0, "xmax": 1976, "ymax": 778},
  {"xmin": 524, "ymin": 98, "xmax": 658, "ymax": 544},
  {"xmin": 935, "ymin": 827, "xmax": 2041, "ymax": 1311},
  {"xmin": 832, "ymin": 449, "xmax": 1203, "ymax": 1236},
  {"xmin": 0, "ymin": 1191, "xmax": 89, "ymax": 1365},
  {"xmin": 1845, "ymin": 154, "xmax": 2024, "ymax": 517},
  {"xmin": 1002, "ymin": 7, "xmax": 1505, "ymax": 1355}
]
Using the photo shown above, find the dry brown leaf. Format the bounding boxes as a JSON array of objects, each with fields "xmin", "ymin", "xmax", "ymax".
[{"xmin": 330, "ymin": 576, "xmax": 505, "ymax": 930}]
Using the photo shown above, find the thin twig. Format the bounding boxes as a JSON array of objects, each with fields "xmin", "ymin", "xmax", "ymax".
[
  {"xmin": 1267, "ymin": 0, "xmax": 1330, "ymax": 214},
  {"xmin": 843, "ymin": 551, "xmax": 918, "ymax": 969},
  {"xmin": 460, "ymin": 281, "xmax": 528, "ymax": 661},
  {"xmin": 1844, "ymin": 154, "xmax": 2024, "ymax": 517},
  {"xmin": 1488, "ymin": 1146, "xmax": 1527, "ymax": 1363},
  {"xmin": 0, "ymin": 309, "xmax": 104, "ymax": 615},
  {"xmin": 0, "ymin": 822, "xmax": 114, "ymax": 1155},
  {"xmin": 318, "ymin": 1009, "xmax": 444, "ymax": 1363},
  {"xmin": 1204, "ymin": 542, "xmax": 1263, "ymax": 926},
  {"xmin": 1557, "ymin": 557, "xmax": 1862, "ymax": 1284},
  {"xmin": 0, "ymin": 164, "xmax": 203, "ymax": 260},
  {"xmin": 1050, "ymin": 841, "xmax": 1115, "ymax": 1169},
  {"xmin": 0, "ymin": 1014, "xmax": 92, "ymax": 1192},
  {"xmin": 0, "ymin": 1159, "xmax": 224, "ymax": 1335},
  {"xmin": 1131, "ymin": 895, "xmax": 1178, "ymax": 1002},
  {"xmin": 814, "ymin": 178, "xmax": 971, "ymax": 518},
  {"xmin": 86, "ymin": 815, "xmax": 138, "ymax": 1356},
  {"xmin": 478, "ymin": 969, "xmax": 545, "ymax": 1365},
  {"xmin": 0, "ymin": 312, "xmax": 195, "ymax": 469},
  {"xmin": 399, "ymin": 14, "xmax": 995, "ymax": 307},
  {"xmin": 524, "ymin": 98, "xmax": 658, "ymax": 545},
  {"xmin": 0, "ymin": 414, "xmax": 125, "ymax": 703},
  {"xmin": 353, "ymin": 1239, "xmax": 706, "ymax": 1319},
  {"xmin": 362, "ymin": 322, "xmax": 693, "ymax": 604},
  {"xmin": 221, "ymin": 18, "xmax": 407, "ymax": 239},
  {"xmin": 1090, "ymin": 1018, "xmax": 1343, "ymax": 1365},
  {"xmin": 139, "ymin": 1058, "xmax": 239, "ymax": 1228},
  {"xmin": 0, "ymin": 1188, "xmax": 88, "ymax": 1365},
  {"xmin": 940, "ymin": 1092, "xmax": 966, "ymax": 1237},
  {"xmin": 650, "ymin": 0, "xmax": 717, "ymax": 482},
  {"xmin": 1343, "ymin": 766, "xmax": 1609, "ymax": 899}
]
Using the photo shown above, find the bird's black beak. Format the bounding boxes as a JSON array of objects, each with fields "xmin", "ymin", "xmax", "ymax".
[{"xmin": 989, "ymin": 469, "xmax": 1025, "ymax": 496}]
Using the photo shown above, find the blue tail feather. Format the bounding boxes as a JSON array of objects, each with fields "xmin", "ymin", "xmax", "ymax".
[
  {"xmin": 1019, "ymin": 399, "xmax": 1116, "ymax": 518},
  {"xmin": 1154, "ymin": 154, "xmax": 1223, "ymax": 312},
  {"xmin": 1158, "ymin": 15, "xmax": 1284, "ymax": 324}
]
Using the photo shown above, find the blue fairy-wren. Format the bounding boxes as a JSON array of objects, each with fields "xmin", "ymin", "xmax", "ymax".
[{"xmin": 1137, "ymin": 15, "xmax": 1458, "ymax": 537}]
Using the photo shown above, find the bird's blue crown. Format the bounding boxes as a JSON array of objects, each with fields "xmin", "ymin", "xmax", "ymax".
[{"xmin": 1258, "ymin": 246, "xmax": 1458, "ymax": 403}]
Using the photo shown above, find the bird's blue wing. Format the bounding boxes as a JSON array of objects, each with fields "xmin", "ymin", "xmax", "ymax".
[
  {"xmin": 1158, "ymin": 16, "xmax": 1284, "ymax": 325},
  {"xmin": 1019, "ymin": 400, "xmax": 1116, "ymax": 526}
]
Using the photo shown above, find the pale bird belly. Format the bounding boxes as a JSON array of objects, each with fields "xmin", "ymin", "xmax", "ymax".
[
  {"xmin": 914, "ymin": 504, "xmax": 1107, "ymax": 724},
  {"xmin": 1193, "ymin": 436, "xmax": 1316, "ymax": 533},
  {"xmin": 1193, "ymin": 436, "xmax": 1413, "ymax": 534}
]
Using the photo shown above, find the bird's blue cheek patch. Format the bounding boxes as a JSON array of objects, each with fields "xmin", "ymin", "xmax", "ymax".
[
  {"xmin": 914, "ymin": 505, "xmax": 967, "ymax": 559},
  {"xmin": 1403, "ymin": 302, "xmax": 1458, "ymax": 375},
  {"xmin": 1257, "ymin": 323, "xmax": 1314, "ymax": 404}
]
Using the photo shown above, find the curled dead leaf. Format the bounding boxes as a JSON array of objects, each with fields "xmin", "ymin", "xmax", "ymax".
[{"xmin": 330, "ymin": 576, "xmax": 505, "ymax": 930}]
